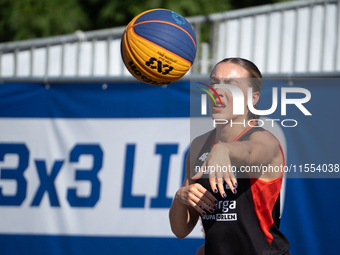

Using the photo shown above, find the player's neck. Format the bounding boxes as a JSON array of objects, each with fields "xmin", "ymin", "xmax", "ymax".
[{"xmin": 215, "ymin": 116, "xmax": 249, "ymax": 143}]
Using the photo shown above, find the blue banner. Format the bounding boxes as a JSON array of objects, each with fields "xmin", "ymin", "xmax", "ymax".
[{"xmin": 0, "ymin": 79, "xmax": 339, "ymax": 254}]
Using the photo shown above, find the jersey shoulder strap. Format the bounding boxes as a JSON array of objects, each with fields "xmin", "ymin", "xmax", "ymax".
[{"xmin": 237, "ymin": 126, "xmax": 264, "ymax": 142}]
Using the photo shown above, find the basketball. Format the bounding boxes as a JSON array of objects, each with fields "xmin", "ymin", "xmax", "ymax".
[{"xmin": 121, "ymin": 9, "xmax": 197, "ymax": 86}]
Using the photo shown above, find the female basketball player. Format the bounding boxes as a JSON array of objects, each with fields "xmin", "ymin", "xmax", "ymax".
[{"xmin": 169, "ymin": 58, "xmax": 291, "ymax": 255}]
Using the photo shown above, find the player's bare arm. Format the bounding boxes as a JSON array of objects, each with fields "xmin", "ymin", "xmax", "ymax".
[
  {"xmin": 169, "ymin": 132, "xmax": 217, "ymax": 238},
  {"xmin": 193, "ymin": 131, "xmax": 283, "ymax": 197}
]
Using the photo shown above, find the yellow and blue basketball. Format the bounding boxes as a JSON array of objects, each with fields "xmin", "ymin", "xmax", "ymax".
[{"xmin": 121, "ymin": 9, "xmax": 197, "ymax": 86}]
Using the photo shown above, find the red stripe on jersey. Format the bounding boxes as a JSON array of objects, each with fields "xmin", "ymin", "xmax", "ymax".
[
  {"xmin": 250, "ymin": 130, "xmax": 285, "ymax": 244},
  {"xmin": 233, "ymin": 119, "xmax": 256, "ymax": 141},
  {"xmin": 211, "ymin": 120, "xmax": 257, "ymax": 148},
  {"xmin": 250, "ymin": 177, "xmax": 282, "ymax": 244}
]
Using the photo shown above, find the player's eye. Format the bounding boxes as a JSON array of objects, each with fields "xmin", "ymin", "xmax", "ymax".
[{"xmin": 209, "ymin": 78, "xmax": 220, "ymax": 87}]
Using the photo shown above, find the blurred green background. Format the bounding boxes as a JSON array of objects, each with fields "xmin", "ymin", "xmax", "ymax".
[{"xmin": 0, "ymin": 0, "xmax": 289, "ymax": 43}]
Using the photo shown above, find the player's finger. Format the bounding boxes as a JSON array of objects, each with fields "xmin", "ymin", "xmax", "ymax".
[
  {"xmin": 214, "ymin": 170, "xmax": 226, "ymax": 198},
  {"xmin": 224, "ymin": 178, "xmax": 236, "ymax": 194},
  {"xmin": 208, "ymin": 170, "xmax": 218, "ymax": 195},
  {"xmin": 190, "ymin": 201, "xmax": 207, "ymax": 216},
  {"xmin": 228, "ymin": 170, "xmax": 237, "ymax": 192},
  {"xmin": 191, "ymin": 160, "xmax": 208, "ymax": 180},
  {"xmin": 188, "ymin": 191, "xmax": 216, "ymax": 214},
  {"xmin": 187, "ymin": 184, "xmax": 216, "ymax": 210},
  {"xmin": 216, "ymin": 176, "xmax": 225, "ymax": 198},
  {"xmin": 231, "ymin": 176, "xmax": 237, "ymax": 190},
  {"xmin": 191, "ymin": 170, "xmax": 204, "ymax": 180},
  {"xmin": 196, "ymin": 184, "xmax": 218, "ymax": 208}
]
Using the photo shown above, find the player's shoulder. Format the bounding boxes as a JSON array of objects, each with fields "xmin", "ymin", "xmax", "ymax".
[
  {"xmin": 185, "ymin": 130, "xmax": 214, "ymax": 183},
  {"xmin": 189, "ymin": 130, "xmax": 213, "ymax": 159},
  {"xmin": 191, "ymin": 129, "xmax": 213, "ymax": 148}
]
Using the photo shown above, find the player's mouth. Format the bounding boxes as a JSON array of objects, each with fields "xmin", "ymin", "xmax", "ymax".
[{"xmin": 213, "ymin": 103, "xmax": 225, "ymax": 111}]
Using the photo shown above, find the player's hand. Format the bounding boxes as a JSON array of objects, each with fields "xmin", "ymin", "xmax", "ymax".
[
  {"xmin": 192, "ymin": 143, "xmax": 237, "ymax": 198},
  {"xmin": 175, "ymin": 183, "xmax": 217, "ymax": 216}
]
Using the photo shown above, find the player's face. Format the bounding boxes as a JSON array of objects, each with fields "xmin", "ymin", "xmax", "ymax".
[{"xmin": 209, "ymin": 62, "xmax": 254, "ymax": 121}]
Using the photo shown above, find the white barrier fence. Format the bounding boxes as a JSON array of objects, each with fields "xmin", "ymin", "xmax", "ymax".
[{"xmin": 0, "ymin": 0, "xmax": 339, "ymax": 78}]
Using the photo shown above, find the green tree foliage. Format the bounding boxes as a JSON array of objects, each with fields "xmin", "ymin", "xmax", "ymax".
[
  {"xmin": 79, "ymin": 0, "xmax": 232, "ymax": 29},
  {"xmin": 0, "ymin": 0, "xmax": 288, "ymax": 43},
  {"xmin": 0, "ymin": 0, "xmax": 89, "ymax": 42}
]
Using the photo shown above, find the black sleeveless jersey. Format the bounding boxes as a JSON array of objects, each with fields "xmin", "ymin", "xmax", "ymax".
[{"xmin": 195, "ymin": 125, "xmax": 290, "ymax": 255}]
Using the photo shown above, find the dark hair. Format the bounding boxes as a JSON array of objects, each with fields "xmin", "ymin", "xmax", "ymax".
[{"xmin": 212, "ymin": 58, "xmax": 262, "ymax": 119}]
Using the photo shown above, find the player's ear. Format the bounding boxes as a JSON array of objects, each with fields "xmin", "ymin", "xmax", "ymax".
[{"xmin": 252, "ymin": 91, "xmax": 260, "ymax": 106}]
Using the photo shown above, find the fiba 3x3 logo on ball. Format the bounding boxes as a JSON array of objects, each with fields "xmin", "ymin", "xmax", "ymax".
[{"xmin": 121, "ymin": 9, "xmax": 197, "ymax": 85}]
